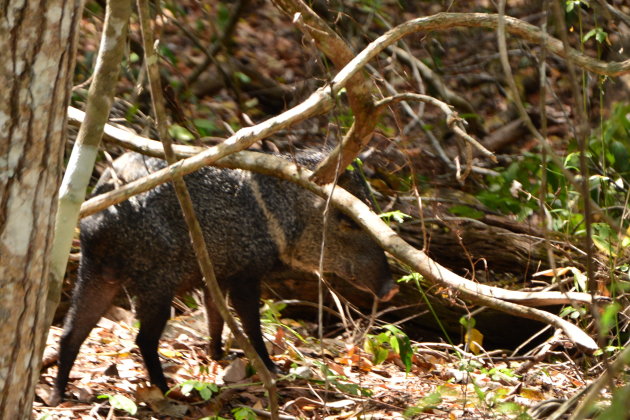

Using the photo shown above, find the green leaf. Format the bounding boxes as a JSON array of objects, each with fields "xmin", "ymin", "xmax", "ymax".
[
  {"xmin": 234, "ymin": 72, "xmax": 251, "ymax": 84},
  {"xmin": 382, "ymin": 325, "xmax": 413, "ymax": 373},
  {"xmin": 181, "ymin": 381, "xmax": 195, "ymax": 396},
  {"xmin": 592, "ymin": 222, "xmax": 618, "ymax": 257},
  {"xmin": 404, "ymin": 391, "xmax": 443, "ymax": 415},
  {"xmin": 374, "ymin": 347, "xmax": 389, "ymax": 365},
  {"xmin": 194, "ymin": 118, "xmax": 219, "ymax": 136},
  {"xmin": 179, "ymin": 380, "xmax": 219, "ymax": 400},
  {"xmin": 168, "ymin": 124, "xmax": 195, "ymax": 142},
  {"xmin": 495, "ymin": 401, "xmax": 527, "ymax": 415},
  {"xmin": 98, "ymin": 394, "xmax": 138, "ymax": 415},
  {"xmin": 389, "ymin": 335, "xmax": 400, "ymax": 354},
  {"xmin": 610, "ymin": 140, "xmax": 630, "ymax": 172},
  {"xmin": 600, "ymin": 302, "xmax": 621, "ymax": 338},
  {"xmin": 583, "ymin": 27, "xmax": 607, "ymax": 44},
  {"xmin": 459, "ymin": 316, "xmax": 476, "ymax": 329},
  {"xmin": 380, "ymin": 210, "xmax": 412, "ymax": 224}
]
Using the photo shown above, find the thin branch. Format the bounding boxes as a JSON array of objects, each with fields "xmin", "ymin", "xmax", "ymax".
[
  {"xmin": 184, "ymin": 0, "xmax": 250, "ymax": 88},
  {"xmin": 73, "ymin": 11, "xmax": 630, "ymax": 221},
  {"xmin": 594, "ymin": 0, "xmax": 630, "ymax": 27},
  {"xmin": 568, "ymin": 342, "xmax": 630, "ymax": 420},
  {"xmin": 330, "ymin": 13, "xmax": 629, "ymax": 94},
  {"xmin": 374, "ymin": 93, "xmax": 496, "ymax": 162}
]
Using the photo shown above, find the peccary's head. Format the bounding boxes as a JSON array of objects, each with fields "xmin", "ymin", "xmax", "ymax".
[{"xmin": 284, "ymin": 160, "xmax": 398, "ymax": 302}]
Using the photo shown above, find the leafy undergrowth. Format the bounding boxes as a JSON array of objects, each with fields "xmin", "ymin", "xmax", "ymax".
[{"xmin": 35, "ymin": 306, "xmax": 599, "ymax": 419}]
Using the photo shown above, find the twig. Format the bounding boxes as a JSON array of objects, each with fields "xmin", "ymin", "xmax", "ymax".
[
  {"xmin": 567, "ymin": 341, "xmax": 630, "ymax": 420},
  {"xmin": 184, "ymin": 0, "xmax": 249, "ymax": 88},
  {"xmin": 69, "ymin": 110, "xmax": 599, "ymax": 305},
  {"xmin": 73, "ymin": 12, "xmax": 630, "ymax": 223},
  {"xmin": 374, "ymin": 93, "xmax": 496, "ymax": 162},
  {"xmin": 594, "ymin": 0, "xmax": 630, "ymax": 27}
]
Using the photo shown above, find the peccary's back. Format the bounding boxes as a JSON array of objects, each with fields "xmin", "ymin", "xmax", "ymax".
[
  {"xmin": 80, "ymin": 153, "xmax": 317, "ymax": 294},
  {"xmin": 80, "ymin": 150, "xmax": 395, "ymax": 303}
]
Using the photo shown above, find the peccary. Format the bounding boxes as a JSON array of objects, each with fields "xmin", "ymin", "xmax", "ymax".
[{"xmin": 53, "ymin": 150, "xmax": 397, "ymax": 402}]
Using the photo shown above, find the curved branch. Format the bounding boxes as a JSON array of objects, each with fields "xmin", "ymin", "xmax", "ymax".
[
  {"xmin": 331, "ymin": 12, "xmax": 629, "ymax": 94},
  {"xmin": 375, "ymin": 93, "xmax": 496, "ymax": 162}
]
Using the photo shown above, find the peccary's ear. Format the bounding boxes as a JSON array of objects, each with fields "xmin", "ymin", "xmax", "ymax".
[{"xmin": 338, "ymin": 168, "xmax": 375, "ymax": 208}]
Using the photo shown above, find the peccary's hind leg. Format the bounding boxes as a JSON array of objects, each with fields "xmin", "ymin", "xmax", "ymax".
[
  {"xmin": 203, "ymin": 288, "xmax": 225, "ymax": 360},
  {"xmin": 52, "ymin": 274, "xmax": 121, "ymax": 405},
  {"xmin": 229, "ymin": 278, "xmax": 278, "ymax": 373},
  {"xmin": 135, "ymin": 293, "xmax": 173, "ymax": 393}
]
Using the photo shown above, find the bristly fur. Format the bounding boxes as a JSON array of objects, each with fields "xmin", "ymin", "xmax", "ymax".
[{"xmin": 53, "ymin": 150, "xmax": 396, "ymax": 403}]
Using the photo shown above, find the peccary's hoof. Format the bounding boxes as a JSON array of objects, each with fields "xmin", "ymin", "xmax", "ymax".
[
  {"xmin": 208, "ymin": 343, "xmax": 225, "ymax": 362},
  {"xmin": 48, "ymin": 389, "xmax": 64, "ymax": 407},
  {"xmin": 265, "ymin": 361, "xmax": 281, "ymax": 374}
]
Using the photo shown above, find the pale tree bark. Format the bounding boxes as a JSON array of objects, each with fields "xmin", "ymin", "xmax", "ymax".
[
  {"xmin": 49, "ymin": 0, "xmax": 132, "ymax": 329},
  {"xmin": 0, "ymin": 1, "xmax": 83, "ymax": 418}
]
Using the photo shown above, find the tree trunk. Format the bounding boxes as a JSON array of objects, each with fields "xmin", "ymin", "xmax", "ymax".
[{"xmin": 0, "ymin": 1, "xmax": 83, "ymax": 418}]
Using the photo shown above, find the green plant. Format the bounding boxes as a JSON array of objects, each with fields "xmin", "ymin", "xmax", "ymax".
[
  {"xmin": 315, "ymin": 362, "xmax": 372, "ymax": 397},
  {"xmin": 403, "ymin": 391, "xmax": 443, "ymax": 416},
  {"xmin": 599, "ymin": 302, "xmax": 622, "ymax": 340},
  {"xmin": 97, "ymin": 394, "xmax": 137, "ymax": 415},
  {"xmin": 175, "ymin": 379, "xmax": 219, "ymax": 400},
  {"xmin": 364, "ymin": 324, "xmax": 413, "ymax": 373},
  {"xmin": 379, "ymin": 210, "xmax": 412, "ymax": 224},
  {"xmin": 232, "ymin": 406, "xmax": 258, "ymax": 420},
  {"xmin": 565, "ymin": 0, "xmax": 587, "ymax": 13},
  {"xmin": 260, "ymin": 299, "xmax": 286, "ymax": 324},
  {"xmin": 398, "ymin": 273, "xmax": 455, "ymax": 347},
  {"xmin": 477, "ymin": 102, "xmax": 630, "ymax": 241},
  {"xmin": 480, "ymin": 366, "xmax": 519, "ymax": 383}
]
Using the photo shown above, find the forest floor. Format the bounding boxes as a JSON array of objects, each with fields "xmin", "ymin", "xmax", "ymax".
[{"xmin": 35, "ymin": 304, "xmax": 603, "ymax": 419}]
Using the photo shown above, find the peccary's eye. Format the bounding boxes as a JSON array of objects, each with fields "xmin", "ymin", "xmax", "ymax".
[{"xmin": 338, "ymin": 213, "xmax": 360, "ymax": 231}]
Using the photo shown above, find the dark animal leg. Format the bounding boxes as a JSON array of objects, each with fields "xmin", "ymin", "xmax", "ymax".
[
  {"xmin": 52, "ymin": 276, "xmax": 121, "ymax": 404},
  {"xmin": 230, "ymin": 279, "xmax": 278, "ymax": 373},
  {"xmin": 135, "ymin": 294, "xmax": 173, "ymax": 393},
  {"xmin": 204, "ymin": 288, "xmax": 225, "ymax": 360}
]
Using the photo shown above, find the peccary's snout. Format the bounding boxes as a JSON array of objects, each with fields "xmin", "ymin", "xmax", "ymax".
[{"xmin": 377, "ymin": 279, "xmax": 399, "ymax": 302}]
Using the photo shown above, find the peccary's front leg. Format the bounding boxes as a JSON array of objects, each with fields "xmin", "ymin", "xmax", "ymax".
[
  {"xmin": 203, "ymin": 289, "xmax": 224, "ymax": 360},
  {"xmin": 52, "ymin": 275, "xmax": 121, "ymax": 405},
  {"xmin": 135, "ymin": 295, "xmax": 173, "ymax": 393},
  {"xmin": 230, "ymin": 279, "xmax": 279, "ymax": 373}
]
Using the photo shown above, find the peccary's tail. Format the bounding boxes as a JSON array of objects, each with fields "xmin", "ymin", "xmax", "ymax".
[{"xmin": 51, "ymin": 267, "xmax": 121, "ymax": 405}]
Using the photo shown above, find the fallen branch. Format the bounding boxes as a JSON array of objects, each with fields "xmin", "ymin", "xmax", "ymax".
[{"xmin": 213, "ymin": 153, "xmax": 600, "ymax": 352}]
